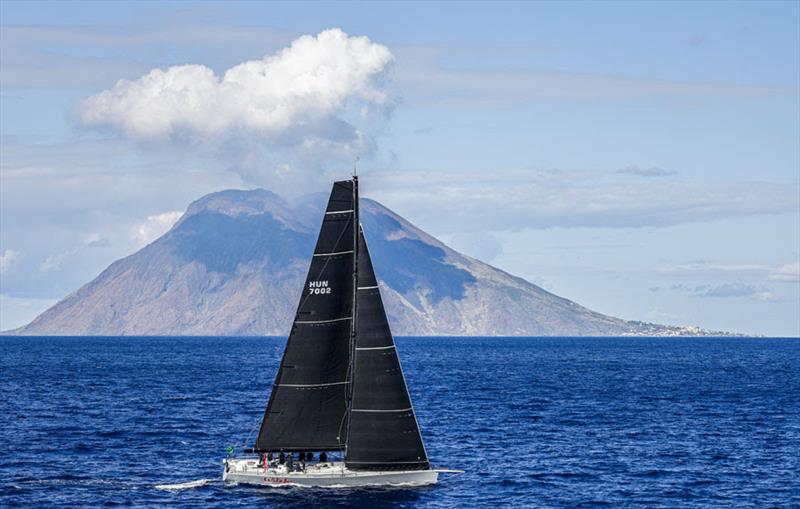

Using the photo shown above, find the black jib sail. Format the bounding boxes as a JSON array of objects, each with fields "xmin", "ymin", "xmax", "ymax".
[
  {"xmin": 344, "ymin": 227, "xmax": 430, "ymax": 471},
  {"xmin": 255, "ymin": 180, "xmax": 356, "ymax": 452}
]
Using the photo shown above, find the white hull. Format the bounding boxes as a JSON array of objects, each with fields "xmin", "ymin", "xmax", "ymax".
[{"xmin": 223, "ymin": 458, "xmax": 438, "ymax": 487}]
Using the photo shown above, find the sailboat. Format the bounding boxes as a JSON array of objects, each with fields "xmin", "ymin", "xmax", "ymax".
[{"xmin": 223, "ymin": 177, "xmax": 455, "ymax": 487}]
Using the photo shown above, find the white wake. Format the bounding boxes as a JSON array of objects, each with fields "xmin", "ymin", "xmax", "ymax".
[{"xmin": 155, "ymin": 478, "xmax": 214, "ymax": 490}]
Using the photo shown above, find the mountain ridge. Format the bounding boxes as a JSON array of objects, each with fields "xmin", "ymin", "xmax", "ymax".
[{"xmin": 10, "ymin": 188, "xmax": 734, "ymax": 336}]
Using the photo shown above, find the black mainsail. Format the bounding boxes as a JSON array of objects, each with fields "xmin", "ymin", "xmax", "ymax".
[
  {"xmin": 254, "ymin": 177, "xmax": 429, "ymax": 471},
  {"xmin": 255, "ymin": 180, "xmax": 356, "ymax": 451}
]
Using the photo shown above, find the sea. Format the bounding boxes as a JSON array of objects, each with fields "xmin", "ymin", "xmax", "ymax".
[{"xmin": 1, "ymin": 336, "xmax": 798, "ymax": 508}]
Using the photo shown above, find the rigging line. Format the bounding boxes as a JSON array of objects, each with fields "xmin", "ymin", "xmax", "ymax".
[
  {"xmin": 344, "ymin": 179, "xmax": 360, "ymax": 457},
  {"xmin": 336, "ymin": 374, "xmax": 350, "ymax": 449},
  {"xmin": 238, "ymin": 412, "xmax": 262, "ymax": 454}
]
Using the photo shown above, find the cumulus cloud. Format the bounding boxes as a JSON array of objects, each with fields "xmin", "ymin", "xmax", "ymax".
[
  {"xmin": 133, "ymin": 211, "xmax": 184, "ymax": 246},
  {"xmin": 78, "ymin": 28, "xmax": 394, "ymax": 186},
  {"xmin": 0, "ymin": 250, "xmax": 19, "ymax": 274}
]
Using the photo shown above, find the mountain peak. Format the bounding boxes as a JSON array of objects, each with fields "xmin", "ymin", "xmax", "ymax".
[
  {"xmin": 13, "ymin": 187, "xmax": 715, "ymax": 337},
  {"xmin": 181, "ymin": 188, "xmax": 306, "ymax": 232}
]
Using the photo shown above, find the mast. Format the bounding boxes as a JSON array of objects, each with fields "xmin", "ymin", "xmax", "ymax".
[{"xmin": 345, "ymin": 175, "xmax": 359, "ymax": 454}]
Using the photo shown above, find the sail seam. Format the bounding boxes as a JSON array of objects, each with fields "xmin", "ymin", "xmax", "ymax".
[
  {"xmin": 355, "ymin": 345, "xmax": 395, "ymax": 351},
  {"xmin": 277, "ymin": 381, "xmax": 349, "ymax": 388},
  {"xmin": 295, "ymin": 316, "xmax": 352, "ymax": 324},
  {"xmin": 313, "ymin": 250, "xmax": 355, "ymax": 257},
  {"xmin": 351, "ymin": 407, "xmax": 413, "ymax": 413}
]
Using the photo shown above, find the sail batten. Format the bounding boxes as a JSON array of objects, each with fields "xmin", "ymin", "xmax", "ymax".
[
  {"xmin": 295, "ymin": 317, "xmax": 352, "ymax": 324},
  {"xmin": 313, "ymin": 250, "xmax": 355, "ymax": 257},
  {"xmin": 351, "ymin": 407, "xmax": 413, "ymax": 412},
  {"xmin": 277, "ymin": 381, "xmax": 350, "ymax": 387}
]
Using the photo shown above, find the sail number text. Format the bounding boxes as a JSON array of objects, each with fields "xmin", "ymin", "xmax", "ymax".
[{"xmin": 309, "ymin": 280, "xmax": 331, "ymax": 295}]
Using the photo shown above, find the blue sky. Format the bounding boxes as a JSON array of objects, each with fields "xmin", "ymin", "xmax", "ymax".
[{"xmin": 1, "ymin": 0, "xmax": 798, "ymax": 335}]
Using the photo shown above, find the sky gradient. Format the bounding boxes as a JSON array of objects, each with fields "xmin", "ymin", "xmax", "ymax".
[{"xmin": 1, "ymin": 1, "xmax": 798, "ymax": 335}]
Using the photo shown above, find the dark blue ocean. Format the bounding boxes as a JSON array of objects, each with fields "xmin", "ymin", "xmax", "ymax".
[{"xmin": 1, "ymin": 337, "xmax": 798, "ymax": 508}]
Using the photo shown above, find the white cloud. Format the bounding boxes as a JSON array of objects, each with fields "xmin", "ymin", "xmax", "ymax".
[
  {"xmin": 769, "ymin": 262, "xmax": 800, "ymax": 282},
  {"xmin": 617, "ymin": 166, "xmax": 678, "ymax": 178},
  {"xmin": 753, "ymin": 291, "xmax": 778, "ymax": 302},
  {"xmin": 79, "ymin": 28, "xmax": 394, "ymax": 168},
  {"xmin": 392, "ymin": 46, "xmax": 789, "ymax": 108},
  {"xmin": 133, "ymin": 211, "xmax": 184, "ymax": 246},
  {"xmin": 657, "ymin": 261, "xmax": 771, "ymax": 273},
  {"xmin": 367, "ymin": 168, "xmax": 799, "ymax": 232},
  {"xmin": 40, "ymin": 249, "xmax": 79, "ymax": 273},
  {"xmin": 0, "ymin": 249, "xmax": 19, "ymax": 274},
  {"xmin": 1, "ymin": 23, "xmax": 292, "ymax": 89},
  {"xmin": 4, "ymin": 23, "xmax": 788, "ymax": 105},
  {"xmin": 672, "ymin": 282, "xmax": 779, "ymax": 302},
  {"xmin": 659, "ymin": 260, "xmax": 800, "ymax": 285},
  {"xmin": 82, "ymin": 232, "xmax": 110, "ymax": 247},
  {"xmin": 0, "ymin": 136, "xmax": 245, "ymax": 299}
]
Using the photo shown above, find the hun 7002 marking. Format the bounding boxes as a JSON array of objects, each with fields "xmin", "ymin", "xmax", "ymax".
[{"xmin": 309, "ymin": 280, "xmax": 331, "ymax": 295}]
